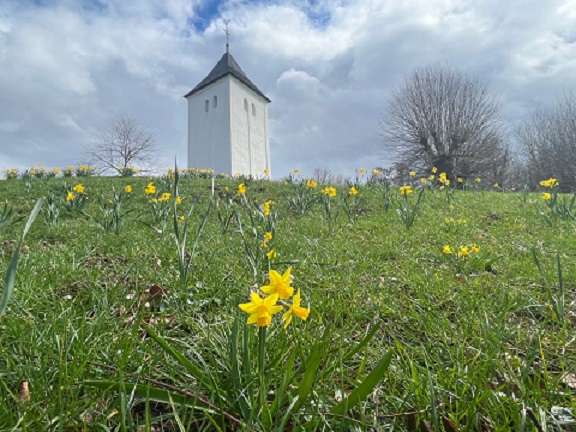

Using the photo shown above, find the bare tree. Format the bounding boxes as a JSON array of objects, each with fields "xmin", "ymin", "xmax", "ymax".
[
  {"xmin": 86, "ymin": 114, "xmax": 158, "ymax": 175},
  {"xmin": 515, "ymin": 90, "xmax": 576, "ymax": 191},
  {"xmin": 381, "ymin": 64, "xmax": 508, "ymax": 181}
]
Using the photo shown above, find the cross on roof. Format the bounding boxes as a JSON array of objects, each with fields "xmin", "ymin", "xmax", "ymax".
[{"xmin": 223, "ymin": 19, "xmax": 230, "ymax": 53}]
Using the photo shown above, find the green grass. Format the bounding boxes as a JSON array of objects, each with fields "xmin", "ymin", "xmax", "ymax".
[{"xmin": 0, "ymin": 175, "xmax": 575, "ymax": 431}]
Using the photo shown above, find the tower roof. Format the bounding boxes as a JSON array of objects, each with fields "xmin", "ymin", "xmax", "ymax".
[{"xmin": 184, "ymin": 52, "xmax": 271, "ymax": 103}]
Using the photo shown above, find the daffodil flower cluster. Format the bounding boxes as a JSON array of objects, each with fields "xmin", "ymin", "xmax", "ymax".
[
  {"xmin": 400, "ymin": 185, "xmax": 413, "ymax": 196},
  {"xmin": 239, "ymin": 269, "xmax": 310, "ymax": 329},
  {"xmin": 443, "ymin": 243, "xmax": 480, "ymax": 259}
]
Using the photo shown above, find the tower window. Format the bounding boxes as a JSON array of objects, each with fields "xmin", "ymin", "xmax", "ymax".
[
  {"xmin": 252, "ymin": 103, "xmax": 256, "ymax": 116},
  {"xmin": 213, "ymin": 96, "xmax": 218, "ymax": 108},
  {"xmin": 205, "ymin": 100, "xmax": 209, "ymax": 112},
  {"xmin": 244, "ymin": 98, "xmax": 248, "ymax": 111}
]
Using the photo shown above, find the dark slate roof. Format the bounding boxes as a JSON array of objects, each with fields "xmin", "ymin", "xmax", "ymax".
[{"xmin": 184, "ymin": 52, "xmax": 271, "ymax": 102}]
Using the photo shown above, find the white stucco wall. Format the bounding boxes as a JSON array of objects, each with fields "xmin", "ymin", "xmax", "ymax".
[
  {"xmin": 187, "ymin": 75, "xmax": 270, "ymax": 177},
  {"xmin": 186, "ymin": 79, "xmax": 231, "ymax": 174},
  {"xmin": 229, "ymin": 76, "xmax": 270, "ymax": 177}
]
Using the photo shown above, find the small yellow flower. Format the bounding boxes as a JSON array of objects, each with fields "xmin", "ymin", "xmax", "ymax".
[
  {"xmin": 151, "ymin": 198, "xmax": 158, "ymax": 204},
  {"xmin": 264, "ymin": 168, "xmax": 270, "ymax": 175},
  {"xmin": 294, "ymin": 168, "xmax": 300, "ymax": 173},
  {"xmin": 429, "ymin": 175, "xmax": 435, "ymax": 181},
  {"xmin": 179, "ymin": 215, "xmax": 186, "ymax": 222},
  {"xmin": 359, "ymin": 168, "xmax": 366, "ymax": 174},
  {"xmin": 66, "ymin": 192, "xmax": 75, "ymax": 201},
  {"xmin": 73, "ymin": 184, "xmax": 84, "ymax": 193},
  {"xmin": 266, "ymin": 249, "xmax": 277, "ymax": 260},
  {"xmin": 306, "ymin": 178, "xmax": 318, "ymax": 189},
  {"xmin": 542, "ymin": 192, "xmax": 551, "ymax": 200},
  {"xmin": 443, "ymin": 245, "xmax": 452, "ymax": 254},
  {"xmin": 493, "ymin": 183, "xmax": 499, "ymax": 188},
  {"xmin": 400, "ymin": 185, "xmax": 413, "ymax": 195},
  {"xmin": 238, "ymin": 183, "xmax": 246, "ymax": 195},
  {"xmin": 475, "ymin": 178, "xmax": 481, "ymax": 183},
  {"xmin": 261, "ymin": 269, "xmax": 294, "ymax": 300},
  {"xmin": 264, "ymin": 232, "xmax": 273, "ymax": 241},
  {"xmin": 321, "ymin": 186, "xmax": 337, "ymax": 198},
  {"xmin": 373, "ymin": 169, "xmax": 381, "ymax": 176},
  {"xmin": 540, "ymin": 178, "xmax": 559, "ymax": 188},
  {"xmin": 125, "ymin": 185, "xmax": 133, "ymax": 193},
  {"xmin": 145, "ymin": 183, "xmax": 156, "ymax": 195},
  {"xmin": 282, "ymin": 289, "xmax": 310, "ymax": 329},
  {"xmin": 349, "ymin": 186, "xmax": 358, "ymax": 196},
  {"xmin": 176, "ymin": 196, "xmax": 182, "ymax": 204},
  {"xmin": 460, "ymin": 246, "xmax": 470, "ymax": 257},
  {"xmin": 420, "ymin": 178, "xmax": 427, "ymax": 184},
  {"xmin": 239, "ymin": 293, "xmax": 283, "ymax": 327},
  {"xmin": 457, "ymin": 177, "xmax": 463, "ymax": 183},
  {"xmin": 409, "ymin": 171, "xmax": 416, "ymax": 177},
  {"xmin": 261, "ymin": 241, "xmax": 269, "ymax": 249},
  {"xmin": 432, "ymin": 167, "xmax": 438, "ymax": 173},
  {"xmin": 458, "ymin": 219, "xmax": 467, "ymax": 225},
  {"xmin": 472, "ymin": 244, "xmax": 480, "ymax": 253}
]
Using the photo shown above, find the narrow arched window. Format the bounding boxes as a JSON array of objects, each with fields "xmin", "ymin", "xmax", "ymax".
[
  {"xmin": 213, "ymin": 96, "xmax": 217, "ymax": 108},
  {"xmin": 205, "ymin": 100, "xmax": 209, "ymax": 112},
  {"xmin": 244, "ymin": 98, "xmax": 248, "ymax": 111},
  {"xmin": 252, "ymin": 103, "xmax": 256, "ymax": 116}
]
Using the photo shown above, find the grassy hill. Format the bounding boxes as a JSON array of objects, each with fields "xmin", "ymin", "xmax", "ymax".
[{"xmin": 0, "ymin": 173, "xmax": 574, "ymax": 431}]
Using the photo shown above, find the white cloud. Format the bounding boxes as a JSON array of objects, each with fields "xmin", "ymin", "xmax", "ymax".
[{"xmin": 0, "ymin": 0, "xmax": 575, "ymax": 178}]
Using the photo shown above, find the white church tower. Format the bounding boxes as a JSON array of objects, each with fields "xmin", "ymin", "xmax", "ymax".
[{"xmin": 185, "ymin": 37, "xmax": 271, "ymax": 177}]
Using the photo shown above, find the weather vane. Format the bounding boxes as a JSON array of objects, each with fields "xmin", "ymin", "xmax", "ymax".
[{"xmin": 223, "ymin": 19, "xmax": 230, "ymax": 53}]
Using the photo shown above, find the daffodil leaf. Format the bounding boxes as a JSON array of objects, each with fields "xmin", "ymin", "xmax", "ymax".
[
  {"xmin": 1, "ymin": 197, "xmax": 43, "ymax": 320},
  {"xmin": 330, "ymin": 349, "xmax": 393, "ymax": 416}
]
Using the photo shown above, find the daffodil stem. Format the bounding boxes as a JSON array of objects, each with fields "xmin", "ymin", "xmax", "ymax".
[{"xmin": 258, "ymin": 326, "xmax": 267, "ymax": 408}]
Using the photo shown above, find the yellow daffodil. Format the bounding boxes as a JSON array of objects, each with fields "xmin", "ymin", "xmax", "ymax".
[
  {"xmin": 349, "ymin": 186, "xmax": 358, "ymax": 196},
  {"xmin": 472, "ymin": 244, "xmax": 480, "ymax": 253},
  {"xmin": 238, "ymin": 183, "xmax": 246, "ymax": 195},
  {"xmin": 159, "ymin": 192, "xmax": 171, "ymax": 202},
  {"xmin": 373, "ymin": 169, "xmax": 381, "ymax": 176},
  {"xmin": 457, "ymin": 178, "xmax": 463, "ymax": 183},
  {"xmin": 306, "ymin": 178, "xmax": 318, "ymax": 189},
  {"xmin": 443, "ymin": 245, "xmax": 452, "ymax": 254},
  {"xmin": 282, "ymin": 289, "xmax": 310, "ymax": 329},
  {"xmin": 261, "ymin": 241, "xmax": 269, "ymax": 249},
  {"xmin": 409, "ymin": 171, "xmax": 416, "ymax": 177},
  {"xmin": 475, "ymin": 177, "xmax": 481, "ymax": 183},
  {"xmin": 420, "ymin": 178, "xmax": 427, "ymax": 184},
  {"xmin": 294, "ymin": 168, "xmax": 300, "ymax": 173},
  {"xmin": 145, "ymin": 183, "xmax": 156, "ymax": 195},
  {"xmin": 542, "ymin": 192, "xmax": 551, "ymax": 200},
  {"xmin": 493, "ymin": 183, "xmax": 499, "ymax": 188},
  {"xmin": 266, "ymin": 249, "xmax": 277, "ymax": 260},
  {"xmin": 359, "ymin": 168, "xmax": 366, "ymax": 174},
  {"xmin": 429, "ymin": 175, "xmax": 435, "ymax": 180},
  {"xmin": 125, "ymin": 185, "xmax": 133, "ymax": 193},
  {"xmin": 179, "ymin": 215, "xmax": 186, "ymax": 222},
  {"xmin": 321, "ymin": 186, "xmax": 337, "ymax": 198},
  {"xmin": 264, "ymin": 232, "xmax": 273, "ymax": 241},
  {"xmin": 432, "ymin": 167, "xmax": 438, "ymax": 173},
  {"xmin": 73, "ymin": 184, "xmax": 84, "ymax": 193},
  {"xmin": 66, "ymin": 192, "xmax": 75, "ymax": 201},
  {"xmin": 460, "ymin": 246, "xmax": 469, "ymax": 257},
  {"xmin": 176, "ymin": 196, "xmax": 182, "ymax": 204},
  {"xmin": 261, "ymin": 269, "xmax": 294, "ymax": 300},
  {"xmin": 400, "ymin": 185, "xmax": 413, "ymax": 195},
  {"xmin": 264, "ymin": 168, "xmax": 270, "ymax": 175},
  {"xmin": 239, "ymin": 293, "xmax": 283, "ymax": 327},
  {"xmin": 540, "ymin": 178, "xmax": 559, "ymax": 188}
]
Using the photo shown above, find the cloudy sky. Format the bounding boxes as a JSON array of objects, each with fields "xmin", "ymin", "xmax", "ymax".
[{"xmin": 0, "ymin": 0, "xmax": 575, "ymax": 178}]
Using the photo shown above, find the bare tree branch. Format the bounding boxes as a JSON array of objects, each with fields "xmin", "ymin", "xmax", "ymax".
[
  {"xmin": 85, "ymin": 114, "xmax": 158, "ymax": 175},
  {"xmin": 515, "ymin": 89, "xmax": 576, "ymax": 191},
  {"xmin": 381, "ymin": 64, "xmax": 508, "ymax": 181}
]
